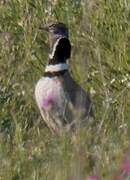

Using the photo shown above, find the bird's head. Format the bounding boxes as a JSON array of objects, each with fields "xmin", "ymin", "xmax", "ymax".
[{"xmin": 40, "ymin": 22, "xmax": 71, "ymax": 64}]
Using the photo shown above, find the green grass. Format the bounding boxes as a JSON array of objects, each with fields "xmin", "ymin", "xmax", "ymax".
[{"xmin": 0, "ymin": 0, "xmax": 130, "ymax": 179}]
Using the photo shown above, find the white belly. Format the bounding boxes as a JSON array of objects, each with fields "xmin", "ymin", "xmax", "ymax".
[
  {"xmin": 35, "ymin": 77, "xmax": 74, "ymax": 134},
  {"xmin": 35, "ymin": 77, "xmax": 65, "ymax": 110}
]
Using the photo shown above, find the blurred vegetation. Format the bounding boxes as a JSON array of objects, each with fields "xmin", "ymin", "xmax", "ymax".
[{"xmin": 0, "ymin": 0, "xmax": 130, "ymax": 179}]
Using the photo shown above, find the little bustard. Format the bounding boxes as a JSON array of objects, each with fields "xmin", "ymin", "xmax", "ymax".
[{"xmin": 35, "ymin": 22, "xmax": 93, "ymax": 135}]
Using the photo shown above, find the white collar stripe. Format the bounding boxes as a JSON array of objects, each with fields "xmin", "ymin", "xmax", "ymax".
[
  {"xmin": 49, "ymin": 37, "xmax": 66, "ymax": 59},
  {"xmin": 45, "ymin": 63, "xmax": 69, "ymax": 72}
]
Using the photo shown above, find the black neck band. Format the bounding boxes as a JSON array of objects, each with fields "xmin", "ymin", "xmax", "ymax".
[
  {"xmin": 44, "ymin": 69, "xmax": 68, "ymax": 78},
  {"xmin": 48, "ymin": 58, "xmax": 66, "ymax": 65}
]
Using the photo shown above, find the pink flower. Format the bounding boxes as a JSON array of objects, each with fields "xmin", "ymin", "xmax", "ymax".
[
  {"xmin": 113, "ymin": 175, "xmax": 123, "ymax": 180},
  {"xmin": 87, "ymin": 176, "xmax": 98, "ymax": 180},
  {"xmin": 42, "ymin": 94, "xmax": 55, "ymax": 109},
  {"xmin": 121, "ymin": 158, "xmax": 130, "ymax": 172}
]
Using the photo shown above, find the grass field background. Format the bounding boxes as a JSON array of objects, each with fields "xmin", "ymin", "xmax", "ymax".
[{"xmin": 0, "ymin": 0, "xmax": 130, "ymax": 179}]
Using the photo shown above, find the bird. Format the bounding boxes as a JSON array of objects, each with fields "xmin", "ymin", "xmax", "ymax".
[{"xmin": 35, "ymin": 22, "xmax": 93, "ymax": 135}]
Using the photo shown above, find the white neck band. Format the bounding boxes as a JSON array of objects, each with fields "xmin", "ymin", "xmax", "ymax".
[{"xmin": 45, "ymin": 63, "xmax": 69, "ymax": 72}]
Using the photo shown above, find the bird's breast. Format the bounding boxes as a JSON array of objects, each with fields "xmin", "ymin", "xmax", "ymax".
[{"xmin": 35, "ymin": 77, "xmax": 66, "ymax": 111}]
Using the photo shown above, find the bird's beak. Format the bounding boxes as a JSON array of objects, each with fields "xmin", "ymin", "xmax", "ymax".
[{"xmin": 39, "ymin": 24, "xmax": 49, "ymax": 32}]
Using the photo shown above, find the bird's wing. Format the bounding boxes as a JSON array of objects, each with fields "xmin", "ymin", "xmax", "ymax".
[{"xmin": 41, "ymin": 93, "xmax": 75, "ymax": 135}]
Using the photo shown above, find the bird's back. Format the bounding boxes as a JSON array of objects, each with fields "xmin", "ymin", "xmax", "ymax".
[{"xmin": 62, "ymin": 73, "xmax": 93, "ymax": 120}]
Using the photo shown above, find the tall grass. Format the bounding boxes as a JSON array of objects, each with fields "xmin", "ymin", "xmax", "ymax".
[{"xmin": 0, "ymin": 0, "xmax": 130, "ymax": 179}]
